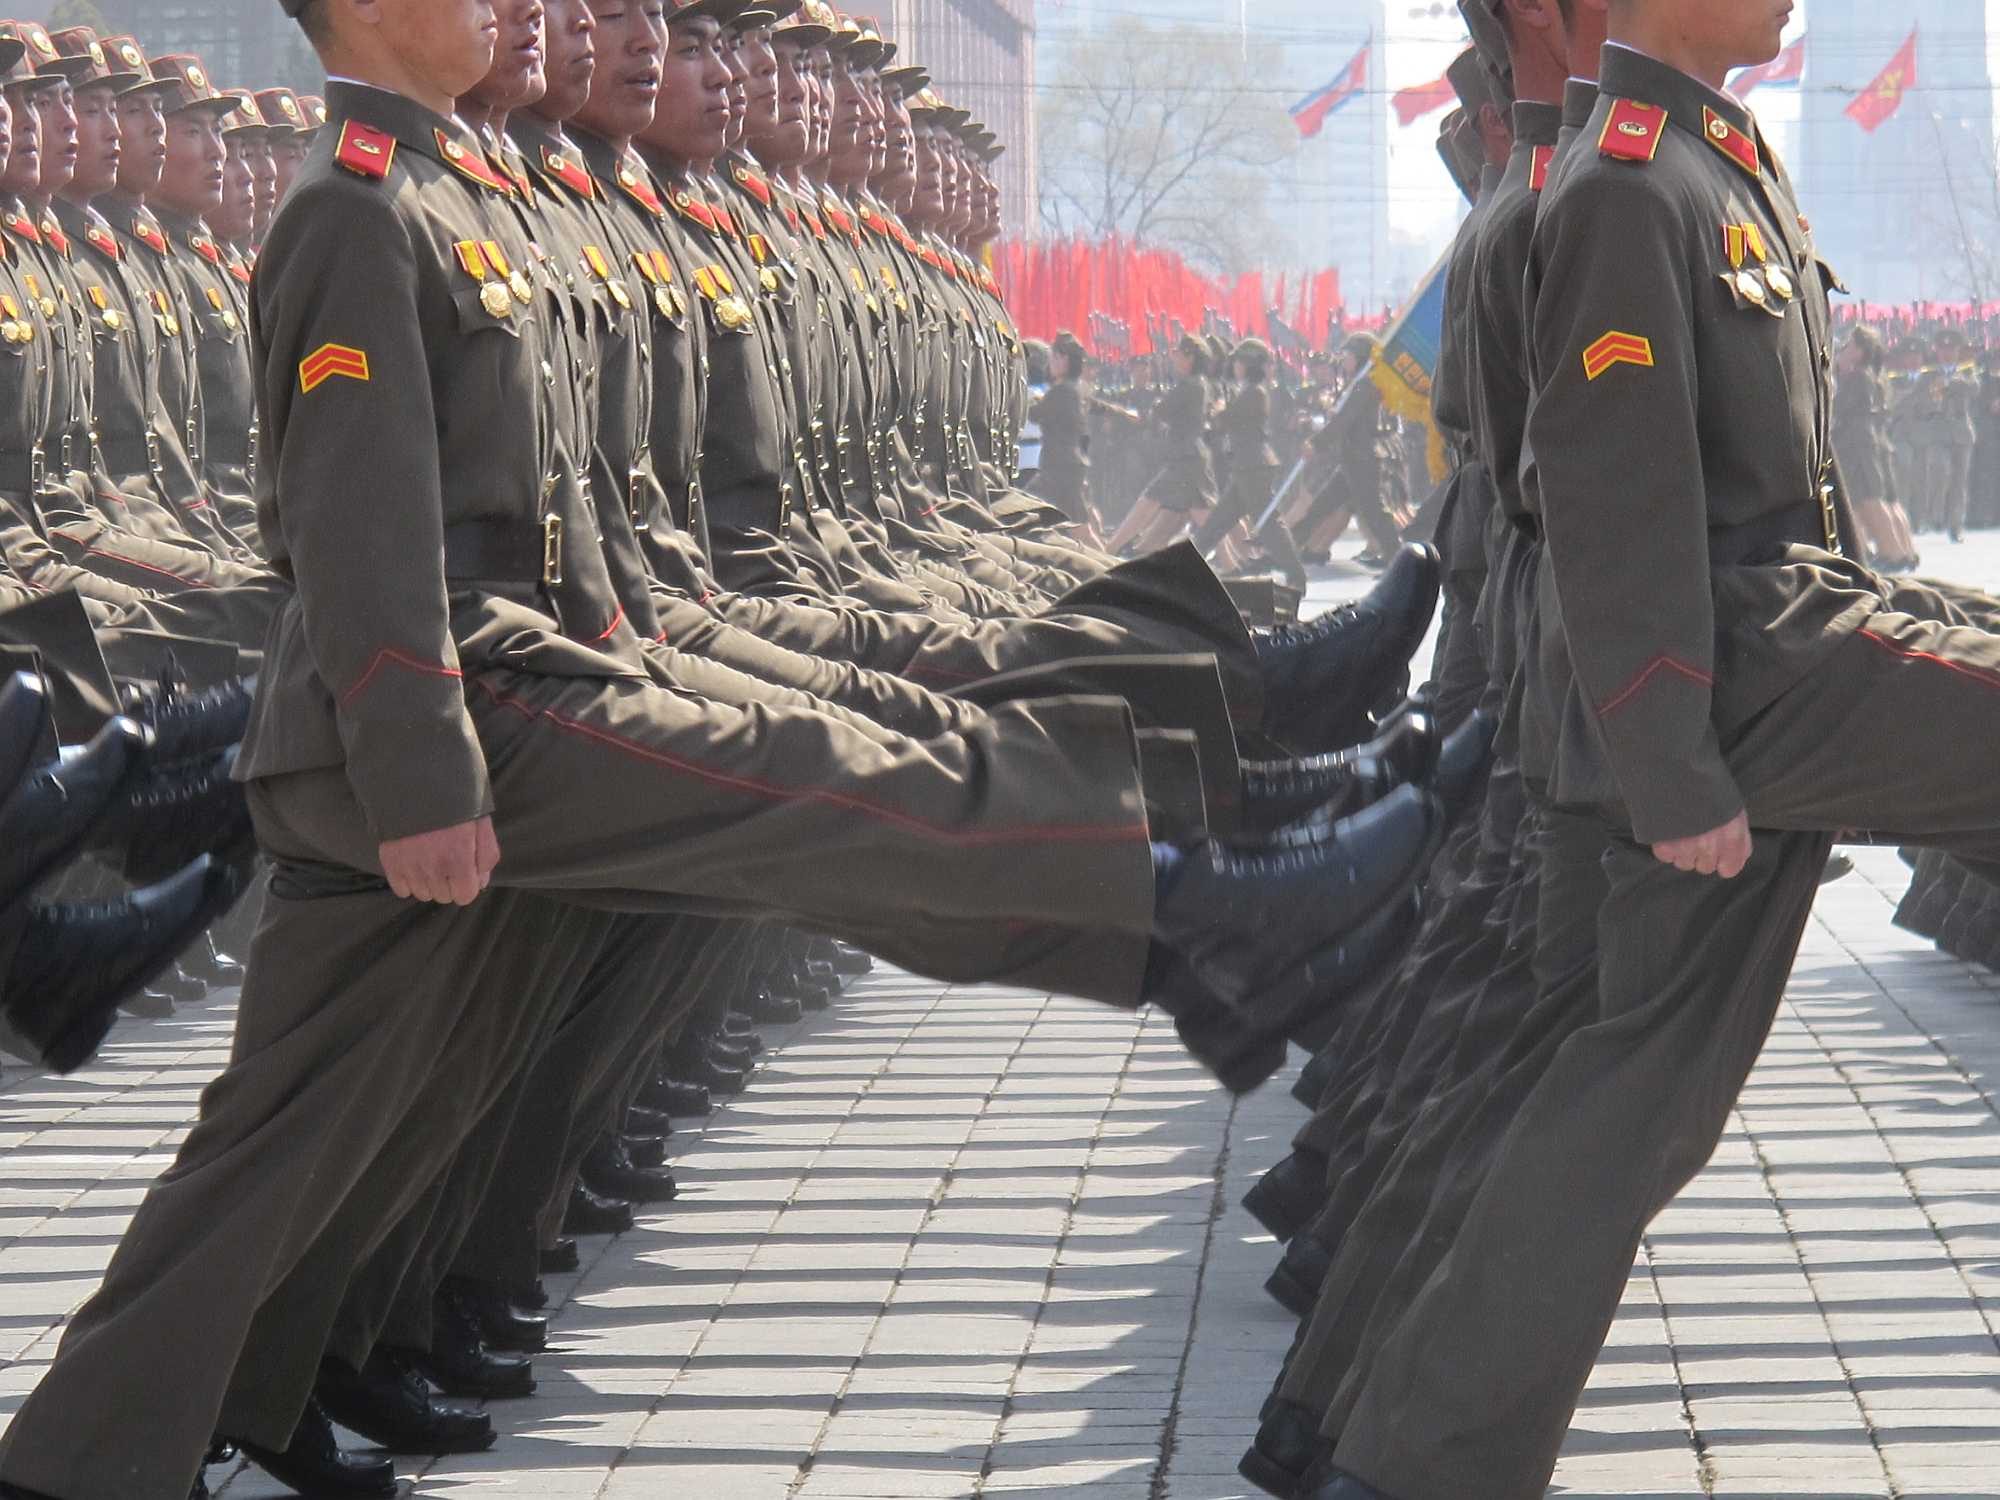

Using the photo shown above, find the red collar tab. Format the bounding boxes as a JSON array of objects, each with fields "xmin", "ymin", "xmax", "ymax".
[
  {"xmin": 1529, "ymin": 144, "xmax": 1555, "ymax": 194},
  {"xmin": 1598, "ymin": 98, "xmax": 1666, "ymax": 164},
  {"xmin": 672, "ymin": 188, "xmax": 719, "ymax": 233},
  {"xmin": 616, "ymin": 157, "xmax": 665, "ymax": 216},
  {"xmin": 84, "ymin": 223, "xmax": 119, "ymax": 261},
  {"xmin": 821, "ymin": 195, "xmax": 854, "ymax": 235},
  {"xmin": 132, "ymin": 215, "xmax": 168, "ymax": 255},
  {"xmin": 805, "ymin": 209, "xmax": 826, "ymax": 239},
  {"xmin": 542, "ymin": 147, "xmax": 596, "ymax": 199},
  {"xmin": 41, "ymin": 218, "xmax": 68, "ymax": 256},
  {"xmin": 228, "ymin": 254, "xmax": 252, "ymax": 283},
  {"xmin": 860, "ymin": 205, "xmax": 889, "ymax": 236},
  {"xmin": 4, "ymin": 211, "xmax": 39, "ymax": 245},
  {"xmin": 433, "ymin": 129, "xmax": 515, "ymax": 195},
  {"xmin": 711, "ymin": 200, "xmax": 739, "ymax": 237},
  {"xmin": 1701, "ymin": 106, "xmax": 1759, "ymax": 178},
  {"xmin": 732, "ymin": 163, "xmax": 772, "ymax": 206},
  {"xmin": 335, "ymin": 120, "xmax": 397, "ymax": 181},
  {"xmin": 191, "ymin": 233, "xmax": 222, "ymax": 265}
]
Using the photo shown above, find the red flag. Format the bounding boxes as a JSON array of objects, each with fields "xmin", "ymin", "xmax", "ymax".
[
  {"xmin": 1846, "ymin": 27, "xmax": 1917, "ymax": 133},
  {"xmin": 1290, "ymin": 44, "xmax": 1369, "ymax": 140},
  {"xmin": 1728, "ymin": 34, "xmax": 1805, "ymax": 98},
  {"xmin": 1391, "ymin": 74, "xmax": 1455, "ymax": 127}
]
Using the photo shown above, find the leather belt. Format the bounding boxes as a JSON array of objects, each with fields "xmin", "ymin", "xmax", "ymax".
[
  {"xmin": 440, "ymin": 515, "xmax": 564, "ymax": 586},
  {"xmin": 1706, "ymin": 498, "xmax": 1832, "ymax": 567}
]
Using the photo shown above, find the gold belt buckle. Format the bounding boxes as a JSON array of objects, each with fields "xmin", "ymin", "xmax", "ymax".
[{"xmin": 541, "ymin": 512, "xmax": 564, "ymax": 587}]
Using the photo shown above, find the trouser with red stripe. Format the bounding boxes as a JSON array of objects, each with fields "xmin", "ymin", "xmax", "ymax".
[
  {"xmin": 0, "ymin": 654, "xmax": 1159, "ymax": 1500},
  {"xmin": 1334, "ymin": 574, "xmax": 2000, "ymax": 1500}
]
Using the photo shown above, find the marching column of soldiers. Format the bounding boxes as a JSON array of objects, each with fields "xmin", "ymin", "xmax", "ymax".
[
  {"xmin": 12, "ymin": 1, "xmax": 2000, "ymax": 1499},
  {"xmin": 0, "ymin": 1, "xmax": 1484, "ymax": 1497}
]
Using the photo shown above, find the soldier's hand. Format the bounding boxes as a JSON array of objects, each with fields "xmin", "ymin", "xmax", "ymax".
[
  {"xmin": 380, "ymin": 817, "xmax": 502, "ymax": 905},
  {"xmin": 1651, "ymin": 812, "xmax": 1752, "ymax": 880}
]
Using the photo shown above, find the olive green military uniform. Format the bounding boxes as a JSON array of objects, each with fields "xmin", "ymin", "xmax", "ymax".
[
  {"xmin": 0, "ymin": 86, "xmax": 1168, "ymax": 1500},
  {"xmin": 1332, "ymin": 49, "xmax": 2000, "ymax": 1500}
]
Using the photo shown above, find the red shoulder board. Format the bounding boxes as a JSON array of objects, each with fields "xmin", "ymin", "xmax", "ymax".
[
  {"xmin": 860, "ymin": 207, "xmax": 887, "ymax": 237},
  {"xmin": 132, "ymin": 216, "xmax": 168, "ymax": 256},
  {"xmin": 4, "ymin": 211, "xmax": 39, "ymax": 245},
  {"xmin": 712, "ymin": 202, "xmax": 739, "ymax": 237},
  {"xmin": 732, "ymin": 163, "xmax": 772, "ymax": 206},
  {"xmin": 672, "ymin": 189, "xmax": 718, "ymax": 233},
  {"xmin": 822, "ymin": 198, "xmax": 854, "ymax": 235},
  {"xmin": 335, "ymin": 120, "xmax": 396, "ymax": 180},
  {"xmin": 1529, "ymin": 145, "xmax": 1555, "ymax": 194},
  {"xmin": 41, "ymin": 218, "xmax": 68, "ymax": 256},
  {"xmin": 433, "ymin": 130, "xmax": 514, "ymax": 195},
  {"xmin": 541, "ymin": 147, "xmax": 595, "ymax": 199},
  {"xmin": 84, "ymin": 224, "xmax": 119, "ymax": 261},
  {"xmin": 616, "ymin": 158, "xmax": 665, "ymax": 216},
  {"xmin": 191, "ymin": 234, "xmax": 222, "ymax": 265},
  {"xmin": 1598, "ymin": 99, "xmax": 1665, "ymax": 163},
  {"xmin": 1700, "ymin": 106, "xmax": 1759, "ymax": 178},
  {"xmin": 805, "ymin": 210, "xmax": 826, "ymax": 239},
  {"xmin": 782, "ymin": 203, "xmax": 800, "ymax": 233}
]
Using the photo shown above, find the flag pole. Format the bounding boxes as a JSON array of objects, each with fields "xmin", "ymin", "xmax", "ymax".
[{"xmin": 1930, "ymin": 109, "xmax": 1988, "ymax": 308}]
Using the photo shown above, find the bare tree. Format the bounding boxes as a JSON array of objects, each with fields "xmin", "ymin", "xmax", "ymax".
[
  {"xmin": 43, "ymin": 0, "xmax": 110, "ymax": 30},
  {"xmin": 1037, "ymin": 21, "xmax": 1294, "ymax": 272}
]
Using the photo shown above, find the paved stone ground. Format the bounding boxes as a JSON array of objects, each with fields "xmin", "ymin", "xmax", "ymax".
[{"xmin": 1, "ymin": 541, "xmax": 1999, "ymax": 1498}]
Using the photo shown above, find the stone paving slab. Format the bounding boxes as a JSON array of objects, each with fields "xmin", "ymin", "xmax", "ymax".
[{"xmin": 0, "ymin": 844, "xmax": 1991, "ymax": 1498}]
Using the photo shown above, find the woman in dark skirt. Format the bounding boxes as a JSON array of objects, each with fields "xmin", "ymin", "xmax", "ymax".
[
  {"xmin": 1110, "ymin": 334, "xmax": 1219, "ymax": 554},
  {"xmin": 1025, "ymin": 331, "xmax": 1105, "ymax": 545},
  {"xmin": 1193, "ymin": 338, "xmax": 1308, "ymax": 591}
]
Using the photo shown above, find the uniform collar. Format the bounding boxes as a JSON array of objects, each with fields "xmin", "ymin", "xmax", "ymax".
[
  {"xmin": 1599, "ymin": 43, "xmax": 1761, "ymax": 175},
  {"xmin": 1562, "ymin": 78, "xmax": 1600, "ymax": 132},
  {"xmin": 323, "ymin": 81, "xmax": 505, "ymax": 193},
  {"xmin": 1510, "ymin": 100, "xmax": 1563, "ymax": 149}
]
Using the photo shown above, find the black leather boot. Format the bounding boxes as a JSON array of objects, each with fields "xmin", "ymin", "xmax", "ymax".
[
  {"xmin": 127, "ymin": 676, "xmax": 254, "ymax": 766},
  {"xmin": 639, "ymin": 1075, "xmax": 712, "ymax": 1117},
  {"xmin": 1256, "ymin": 545, "xmax": 1441, "ymax": 754},
  {"xmin": 1241, "ymin": 1149, "xmax": 1330, "ymax": 1243},
  {"xmin": 539, "ymin": 1238, "xmax": 580, "ymax": 1274},
  {"xmin": 231, "ymin": 1396, "xmax": 397, "ymax": 1497},
  {"xmin": 440, "ymin": 1273, "xmax": 548, "ymax": 1353},
  {"xmin": 403, "ymin": 1291, "xmax": 535, "ymax": 1399},
  {"xmin": 1265, "ymin": 1228, "xmax": 1336, "ymax": 1318},
  {"xmin": 625, "ymin": 1133, "xmax": 668, "ymax": 1168},
  {"xmin": 581, "ymin": 1134, "xmax": 679, "ymax": 1203},
  {"xmin": 1238, "ymin": 1398, "xmax": 1331, "ymax": 1499},
  {"xmin": 735, "ymin": 982, "xmax": 804, "ymax": 1025},
  {"xmin": 314, "ymin": 1351, "xmax": 495, "ymax": 1455},
  {"xmin": 1152, "ymin": 786, "xmax": 1442, "ymax": 1021},
  {"xmin": 563, "ymin": 1182, "xmax": 635, "ymax": 1235},
  {"xmin": 5, "ymin": 856, "xmax": 246, "ymax": 1074},
  {"xmin": 1239, "ymin": 712, "xmax": 1438, "ymax": 837},
  {"xmin": 0, "ymin": 715, "xmax": 150, "ymax": 913}
]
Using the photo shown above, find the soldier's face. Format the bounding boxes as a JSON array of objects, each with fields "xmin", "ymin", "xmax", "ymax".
[
  {"xmin": 466, "ymin": 0, "xmax": 548, "ymax": 112},
  {"xmin": 374, "ymin": 0, "xmax": 500, "ymax": 102},
  {"xmin": 247, "ymin": 134, "xmax": 278, "ymax": 223},
  {"xmin": 754, "ymin": 35, "xmax": 810, "ymax": 164},
  {"xmin": 535, "ymin": 0, "xmax": 596, "ymax": 121},
  {"xmin": 154, "ymin": 110, "xmax": 225, "ymax": 218},
  {"xmin": 65, "ymin": 83, "xmax": 118, "ymax": 198},
  {"xmin": 719, "ymin": 31, "xmax": 748, "ymax": 143},
  {"xmin": 912, "ymin": 121, "xmax": 942, "ymax": 220},
  {"xmin": 0, "ymin": 93, "xmax": 12, "ymax": 180},
  {"xmin": 271, "ymin": 132, "xmax": 309, "ymax": 201},
  {"xmin": 737, "ymin": 26, "xmax": 779, "ymax": 141},
  {"xmin": 873, "ymin": 87, "xmax": 914, "ymax": 195},
  {"xmin": 0, "ymin": 87, "xmax": 39, "ymax": 196},
  {"xmin": 115, "ymin": 91, "xmax": 166, "ymax": 195},
  {"xmin": 29, "ymin": 80, "xmax": 74, "ymax": 198},
  {"xmin": 213, "ymin": 133, "xmax": 256, "ymax": 240},
  {"xmin": 577, "ymin": 0, "xmax": 662, "ymax": 140},
  {"xmin": 1667, "ymin": 0, "xmax": 1790, "ymax": 70},
  {"xmin": 642, "ymin": 16, "xmax": 729, "ymax": 161}
]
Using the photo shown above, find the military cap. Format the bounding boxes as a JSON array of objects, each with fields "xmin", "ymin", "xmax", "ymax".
[
  {"xmin": 1232, "ymin": 336, "xmax": 1271, "ymax": 362},
  {"xmin": 1051, "ymin": 330, "xmax": 1088, "ymax": 364},
  {"xmin": 255, "ymin": 86, "xmax": 307, "ymax": 135},
  {"xmin": 45, "ymin": 27, "xmax": 141, "ymax": 90},
  {"xmin": 1446, "ymin": 46, "xmax": 1497, "ymax": 117},
  {"xmin": 1456, "ymin": 0, "xmax": 1510, "ymax": 77},
  {"xmin": 218, "ymin": 90, "xmax": 269, "ymax": 136},
  {"xmin": 829, "ymin": 13, "xmax": 884, "ymax": 66},
  {"xmin": 775, "ymin": 0, "xmax": 837, "ymax": 45},
  {"xmin": 148, "ymin": 54, "xmax": 244, "ymax": 116},
  {"xmin": 1176, "ymin": 333, "xmax": 1210, "ymax": 370},
  {"xmin": 99, "ymin": 35, "xmax": 179, "ymax": 96},
  {"xmin": 0, "ymin": 26, "xmax": 28, "ymax": 81},
  {"xmin": 2, "ymin": 21, "xmax": 58, "ymax": 76},
  {"xmin": 728, "ymin": 0, "xmax": 780, "ymax": 31},
  {"xmin": 880, "ymin": 63, "xmax": 930, "ymax": 98},
  {"xmin": 857, "ymin": 17, "xmax": 896, "ymax": 65},
  {"xmin": 1845, "ymin": 325, "xmax": 1884, "ymax": 360},
  {"xmin": 665, "ymin": 0, "xmax": 743, "ymax": 26},
  {"xmin": 1340, "ymin": 331, "xmax": 1379, "ymax": 363},
  {"xmin": 297, "ymin": 94, "xmax": 329, "ymax": 133}
]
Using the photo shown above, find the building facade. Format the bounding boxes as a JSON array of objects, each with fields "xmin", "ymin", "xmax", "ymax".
[
  {"xmin": 1800, "ymin": 1, "xmax": 1996, "ymax": 304},
  {"xmin": 887, "ymin": 0, "xmax": 1036, "ymax": 237}
]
